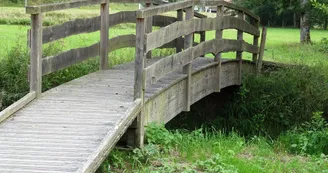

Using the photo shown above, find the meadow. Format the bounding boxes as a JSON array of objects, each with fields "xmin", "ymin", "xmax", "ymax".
[{"xmin": 0, "ymin": 4, "xmax": 328, "ymax": 173}]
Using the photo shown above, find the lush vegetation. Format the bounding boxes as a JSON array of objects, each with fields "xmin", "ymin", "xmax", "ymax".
[{"xmin": 0, "ymin": 2, "xmax": 328, "ymax": 173}]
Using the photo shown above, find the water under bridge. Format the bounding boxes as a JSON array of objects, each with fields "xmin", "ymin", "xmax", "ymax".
[{"xmin": 0, "ymin": 0, "xmax": 266, "ymax": 172}]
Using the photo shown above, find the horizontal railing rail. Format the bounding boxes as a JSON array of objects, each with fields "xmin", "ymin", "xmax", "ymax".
[
  {"xmin": 145, "ymin": 16, "xmax": 260, "ymax": 52},
  {"xmin": 26, "ymin": 0, "xmax": 169, "ymax": 14}
]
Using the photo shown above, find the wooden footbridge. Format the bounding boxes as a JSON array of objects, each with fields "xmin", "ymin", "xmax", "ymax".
[{"xmin": 0, "ymin": 0, "xmax": 266, "ymax": 172}]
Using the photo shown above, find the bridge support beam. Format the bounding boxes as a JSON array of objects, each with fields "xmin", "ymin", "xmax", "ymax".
[
  {"xmin": 176, "ymin": 9, "xmax": 184, "ymax": 53},
  {"xmin": 146, "ymin": 2, "xmax": 153, "ymax": 59},
  {"xmin": 30, "ymin": 13, "xmax": 43, "ymax": 97},
  {"xmin": 183, "ymin": 6, "xmax": 194, "ymax": 112}
]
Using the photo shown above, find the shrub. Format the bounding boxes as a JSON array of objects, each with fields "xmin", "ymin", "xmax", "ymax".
[
  {"xmin": 214, "ymin": 65, "xmax": 328, "ymax": 137},
  {"xmin": 279, "ymin": 112, "xmax": 328, "ymax": 155}
]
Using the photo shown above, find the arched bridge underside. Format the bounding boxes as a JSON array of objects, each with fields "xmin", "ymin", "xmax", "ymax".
[{"xmin": 0, "ymin": 0, "xmax": 264, "ymax": 172}]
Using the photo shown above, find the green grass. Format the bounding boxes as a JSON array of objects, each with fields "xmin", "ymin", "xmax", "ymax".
[{"xmin": 101, "ymin": 124, "xmax": 328, "ymax": 173}]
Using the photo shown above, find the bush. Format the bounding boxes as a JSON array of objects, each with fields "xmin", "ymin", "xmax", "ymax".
[
  {"xmin": 213, "ymin": 65, "xmax": 328, "ymax": 137},
  {"xmin": 279, "ymin": 112, "xmax": 328, "ymax": 155}
]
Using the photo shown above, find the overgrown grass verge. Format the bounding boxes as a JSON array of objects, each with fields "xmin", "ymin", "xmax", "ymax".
[{"xmin": 99, "ymin": 123, "xmax": 328, "ymax": 173}]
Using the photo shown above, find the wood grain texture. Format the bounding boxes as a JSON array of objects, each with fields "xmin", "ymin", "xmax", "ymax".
[
  {"xmin": 194, "ymin": 0, "xmax": 260, "ymax": 21},
  {"xmin": 146, "ymin": 16, "xmax": 260, "ymax": 52},
  {"xmin": 100, "ymin": 2, "xmax": 109, "ymax": 70},
  {"xmin": 0, "ymin": 92, "xmax": 36, "ymax": 124},
  {"xmin": 41, "ymin": 11, "xmax": 136, "ymax": 44},
  {"xmin": 30, "ymin": 14, "xmax": 42, "ymax": 97},
  {"xmin": 257, "ymin": 27, "xmax": 267, "ymax": 73},
  {"xmin": 136, "ymin": 1, "xmax": 193, "ymax": 18}
]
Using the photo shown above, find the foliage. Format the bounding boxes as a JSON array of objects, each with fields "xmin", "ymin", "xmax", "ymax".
[
  {"xmin": 216, "ymin": 65, "xmax": 328, "ymax": 137},
  {"xmin": 101, "ymin": 124, "xmax": 328, "ymax": 172},
  {"xmin": 279, "ymin": 112, "xmax": 328, "ymax": 155}
]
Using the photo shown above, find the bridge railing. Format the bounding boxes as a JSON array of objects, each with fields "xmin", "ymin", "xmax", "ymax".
[{"xmin": 134, "ymin": 1, "xmax": 261, "ymax": 142}]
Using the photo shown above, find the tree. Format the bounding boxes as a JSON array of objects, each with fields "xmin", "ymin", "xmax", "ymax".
[{"xmin": 300, "ymin": 0, "xmax": 311, "ymax": 43}]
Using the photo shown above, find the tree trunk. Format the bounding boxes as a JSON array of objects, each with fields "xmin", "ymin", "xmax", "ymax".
[{"xmin": 300, "ymin": 0, "xmax": 311, "ymax": 43}]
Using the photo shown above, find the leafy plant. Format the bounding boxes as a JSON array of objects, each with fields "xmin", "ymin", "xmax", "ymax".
[{"xmin": 280, "ymin": 112, "xmax": 328, "ymax": 155}]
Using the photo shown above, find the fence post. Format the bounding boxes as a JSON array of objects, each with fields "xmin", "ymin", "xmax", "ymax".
[
  {"xmin": 134, "ymin": 17, "xmax": 146, "ymax": 148},
  {"xmin": 100, "ymin": 1, "xmax": 109, "ymax": 70},
  {"xmin": 257, "ymin": 27, "xmax": 267, "ymax": 74},
  {"xmin": 251, "ymin": 18, "xmax": 260, "ymax": 63},
  {"xmin": 215, "ymin": 5, "xmax": 224, "ymax": 92},
  {"xmin": 30, "ymin": 13, "xmax": 43, "ymax": 97},
  {"xmin": 146, "ymin": 2, "xmax": 153, "ymax": 59},
  {"xmin": 183, "ymin": 5, "xmax": 194, "ymax": 112},
  {"xmin": 236, "ymin": 10, "xmax": 244, "ymax": 85},
  {"xmin": 176, "ymin": 9, "xmax": 184, "ymax": 53}
]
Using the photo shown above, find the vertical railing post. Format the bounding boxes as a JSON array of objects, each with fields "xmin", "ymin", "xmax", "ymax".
[
  {"xmin": 183, "ymin": 5, "xmax": 194, "ymax": 112},
  {"xmin": 215, "ymin": 5, "xmax": 224, "ymax": 92},
  {"xmin": 236, "ymin": 10, "xmax": 244, "ymax": 85},
  {"xmin": 146, "ymin": 2, "xmax": 153, "ymax": 59},
  {"xmin": 100, "ymin": 1, "xmax": 109, "ymax": 70},
  {"xmin": 134, "ymin": 17, "xmax": 146, "ymax": 147},
  {"xmin": 251, "ymin": 18, "xmax": 260, "ymax": 63},
  {"xmin": 30, "ymin": 13, "xmax": 43, "ymax": 97},
  {"xmin": 257, "ymin": 27, "xmax": 267, "ymax": 74},
  {"xmin": 176, "ymin": 9, "xmax": 184, "ymax": 53}
]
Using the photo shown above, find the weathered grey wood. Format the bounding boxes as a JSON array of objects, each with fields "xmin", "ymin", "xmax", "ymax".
[
  {"xmin": 236, "ymin": 11, "xmax": 244, "ymax": 85},
  {"xmin": 41, "ymin": 11, "xmax": 136, "ymax": 44},
  {"xmin": 194, "ymin": 0, "xmax": 260, "ymax": 21},
  {"xmin": 26, "ymin": 0, "xmax": 168, "ymax": 14},
  {"xmin": 77, "ymin": 99, "xmax": 142, "ymax": 173},
  {"xmin": 146, "ymin": 16, "xmax": 260, "ymax": 52},
  {"xmin": 176, "ymin": 9, "xmax": 184, "ymax": 53},
  {"xmin": 42, "ymin": 42, "xmax": 99, "ymax": 76},
  {"xmin": 215, "ymin": 5, "xmax": 224, "ymax": 92},
  {"xmin": 144, "ymin": 48, "xmax": 193, "ymax": 86},
  {"xmin": 134, "ymin": 18, "xmax": 146, "ymax": 148},
  {"xmin": 183, "ymin": 6, "xmax": 194, "ymax": 112},
  {"xmin": 136, "ymin": 1, "xmax": 193, "ymax": 18},
  {"xmin": 30, "ymin": 13, "xmax": 42, "ymax": 97},
  {"xmin": 42, "ymin": 34, "xmax": 136, "ymax": 75},
  {"xmin": 100, "ymin": 2, "xmax": 109, "ymax": 70},
  {"xmin": 257, "ymin": 27, "xmax": 267, "ymax": 73},
  {"xmin": 193, "ymin": 39, "xmax": 259, "ymax": 57},
  {"xmin": 0, "ymin": 92, "xmax": 36, "ymax": 124},
  {"xmin": 153, "ymin": 15, "xmax": 177, "ymax": 27},
  {"xmin": 251, "ymin": 19, "xmax": 260, "ymax": 62},
  {"xmin": 146, "ymin": 3, "xmax": 153, "ymax": 59}
]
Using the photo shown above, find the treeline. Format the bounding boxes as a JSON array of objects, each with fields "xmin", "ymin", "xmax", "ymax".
[{"xmin": 233, "ymin": 0, "xmax": 328, "ymax": 29}]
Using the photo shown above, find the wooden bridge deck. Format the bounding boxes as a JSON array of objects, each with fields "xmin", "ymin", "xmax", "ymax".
[{"xmin": 0, "ymin": 57, "xmax": 229, "ymax": 173}]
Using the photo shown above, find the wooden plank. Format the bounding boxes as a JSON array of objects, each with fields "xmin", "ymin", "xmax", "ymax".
[
  {"xmin": 42, "ymin": 34, "xmax": 136, "ymax": 75},
  {"xmin": 183, "ymin": 6, "xmax": 194, "ymax": 112},
  {"xmin": 146, "ymin": 16, "xmax": 260, "ymax": 52},
  {"xmin": 30, "ymin": 13, "xmax": 42, "ymax": 96},
  {"xmin": 100, "ymin": 2, "xmax": 109, "ymax": 70},
  {"xmin": 257, "ymin": 27, "xmax": 267, "ymax": 73},
  {"xmin": 41, "ymin": 11, "xmax": 136, "ymax": 44},
  {"xmin": 153, "ymin": 15, "xmax": 177, "ymax": 27},
  {"xmin": 42, "ymin": 42, "xmax": 100, "ymax": 76},
  {"xmin": 77, "ymin": 99, "xmax": 142, "ymax": 173},
  {"xmin": 144, "ymin": 48, "xmax": 193, "ymax": 87},
  {"xmin": 0, "ymin": 92, "xmax": 36, "ymax": 124},
  {"xmin": 136, "ymin": 1, "xmax": 193, "ymax": 18}
]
